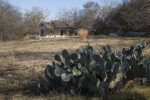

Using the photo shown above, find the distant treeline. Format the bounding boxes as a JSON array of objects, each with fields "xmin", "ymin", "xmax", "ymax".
[
  {"xmin": 57, "ymin": 0, "xmax": 150, "ymax": 36},
  {"xmin": 0, "ymin": 0, "xmax": 150, "ymax": 41}
]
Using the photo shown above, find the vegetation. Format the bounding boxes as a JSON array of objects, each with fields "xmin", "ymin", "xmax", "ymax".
[
  {"xmin": 37, "ymin": 41, "xmax": 150, "ymax": 98},
  {"xmin": 0, "ymin": 0, "xmax": 23, "ymax": 41},
  {"xmin": 0, "ymin": 0, "xmax": 150, "ymax": 41},
  {"xmin": 0, "ymin": 0, "xmax": 150, "ymax": 99},
  {"xmin": 76, "ymin": 28, "xmax": 88, "ymax": 40},
  {"xmin": 0, "ymin": 37, "xmax": 150, "ymax": 99},
  {"xmin": 56, "ymin": 0, "xmax": 150, "ymax": 35},
  {"xmin": 107, "ymin": 0, "xmax": 150, "ymax": 34},
  {"xmin": 0, "ymin": 0, "xmax": 49, "ymax": 41}
]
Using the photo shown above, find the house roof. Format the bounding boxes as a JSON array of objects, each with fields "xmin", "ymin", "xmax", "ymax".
[
  {"xmin": 39, "ymin": 20, "xmax": 72, "ymax": 30},
  {"xmin": 52, "ymin": 20, "xmax": 69, "ymax": 27},
  {"xmin": 41, "ymin": 22, "xmax": 55, "ymax": 29}
]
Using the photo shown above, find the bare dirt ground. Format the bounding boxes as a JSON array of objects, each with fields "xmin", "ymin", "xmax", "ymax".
[{"xmin": 0, "ymin": 36, "xmax": 150, "ymax": 100}]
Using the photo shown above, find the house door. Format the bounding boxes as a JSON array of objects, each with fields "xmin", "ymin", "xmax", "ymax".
[
  {"xmin": 41, "ymin": 29, "xmax": 45, "ymax": 36},
  {"xmin": 61, "ymin": 30, "xmax": 63, "ymax": 36}
]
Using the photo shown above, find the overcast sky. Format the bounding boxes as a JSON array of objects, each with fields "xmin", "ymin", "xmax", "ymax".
[{"xmin": 8, "ymin": 0, "xmax": 122, "ymax": 20}]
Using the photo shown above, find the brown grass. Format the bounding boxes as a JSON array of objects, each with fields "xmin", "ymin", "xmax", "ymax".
[
  {"xmin": 0, "ymin": 36, "xmax": 150, "ymax": 100},
  {"xmin": 77, "ymin": 28, "xmax": 88, "ymax": 40}
]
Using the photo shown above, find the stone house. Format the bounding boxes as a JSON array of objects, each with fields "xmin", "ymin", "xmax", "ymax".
[{"xmin": 39, "ymin": 20, "xmax": 72, "ymax": 37}]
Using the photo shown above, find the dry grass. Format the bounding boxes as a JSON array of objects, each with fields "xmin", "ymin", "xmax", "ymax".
[
  {"xmin": 77, "ymin": 28, "xmax": 88, "ymax": 40},
  {"xmin": 0, "ymin": 36, "xmax": 150, "ymax": 100},
  {"xmin": 106, "ymin": 85, "xmax": 150, "ymax": 100}
]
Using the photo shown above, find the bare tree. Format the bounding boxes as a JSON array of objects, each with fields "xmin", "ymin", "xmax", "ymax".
[
  {"xmin": 129, "ymin": 0, "xmax": 150, "ymax": 32},
  {"xmin": 80, "ymin": 1, "xmax": 100, "ymax": 32},
  {"xmin": 56, "ymin": 1, "xmax": 100, "ymax": 33},
  {"xmin": 92, "ymin": 0, "xmax": 119, "ymax": 34},
  {"xmin": 108, "ymin": 0, "xmax": 150, "ymax": 34},
  {"xmin": 56, "ymin": 8, "xmax": 71, "ymax": 22},
  {"xmin": 0, "ymin": 0, "xmax": 22, "ymax": 40},
  {"xmin": 68, "ymin": 8, "xmax": 81, "ymax": 29},
  {"xmin": 24, "ymin": 7, "xmax": 49, "ymax": 35}
]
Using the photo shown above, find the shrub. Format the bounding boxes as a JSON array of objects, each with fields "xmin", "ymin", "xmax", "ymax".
[
  {"xmin": 38, "ymin": 41, "xmax": 150, "ymax": 97},
  {"xmin": 77, "ymin": 28, "xmax": 88, "ymax": 40}
]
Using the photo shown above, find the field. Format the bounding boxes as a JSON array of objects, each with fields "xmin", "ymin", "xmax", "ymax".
[{"xmin": 0, "ymin": 36, "xmax": 150, "ymax": 100}]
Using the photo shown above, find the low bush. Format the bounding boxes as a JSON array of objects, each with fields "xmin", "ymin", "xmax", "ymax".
[{"xmin": 77, "ymin": 28, "xmax": 88, "ymax": 40}]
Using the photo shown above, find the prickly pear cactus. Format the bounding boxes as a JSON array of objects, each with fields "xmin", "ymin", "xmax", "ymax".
[{"xmin": 38, "ymin": 41, "xmax": 150, "ymax": 96}]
